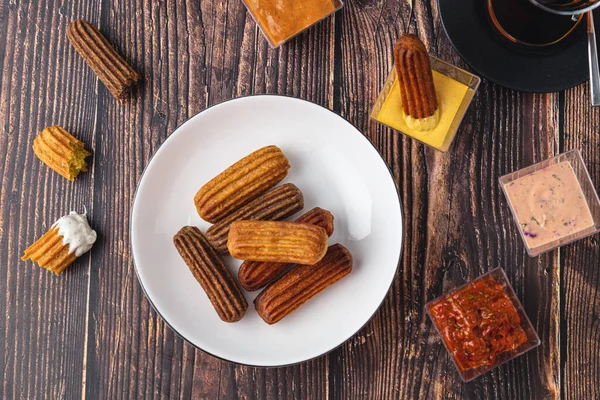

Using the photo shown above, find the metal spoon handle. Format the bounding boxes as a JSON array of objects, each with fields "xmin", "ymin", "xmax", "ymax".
[{"xmin": 587, "ymin": 12, "xmax": 600, "ymax": 106}]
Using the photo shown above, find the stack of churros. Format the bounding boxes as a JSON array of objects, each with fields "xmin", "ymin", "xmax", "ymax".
[{"xmin": 174, "ymin": 145, "xmax": 353, "ymax": 324}]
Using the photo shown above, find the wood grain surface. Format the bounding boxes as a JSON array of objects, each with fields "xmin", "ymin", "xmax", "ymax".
[{"xmin": 0, "ymin": 0, "xmax": 598, "ymax": 399}]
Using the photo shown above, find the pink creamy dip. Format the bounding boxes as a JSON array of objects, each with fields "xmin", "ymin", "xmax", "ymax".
[{"xmin": 504, "ymin": 162, "xmax": 594, "ymax": 248}]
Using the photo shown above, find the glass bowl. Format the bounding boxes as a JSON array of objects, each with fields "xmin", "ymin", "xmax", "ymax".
[
  {"xmin": 242, "ymin": 0, "xmax": 343, "ymax": 48},
  {"xmin": 426, "ymin": 267, "xmax": 540, "ymax": 382},
  {"xmin": 371, "ymin": 56, "xmax": 480, "ymax": 152},
  {"xmin": 500, "ymin": 149, "xmax": 600, "ymax": 256}
]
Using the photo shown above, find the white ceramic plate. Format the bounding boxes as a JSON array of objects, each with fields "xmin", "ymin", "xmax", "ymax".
[{"xmin": 131, "ymin": 95, "xmax": 403, "ymax": 366}]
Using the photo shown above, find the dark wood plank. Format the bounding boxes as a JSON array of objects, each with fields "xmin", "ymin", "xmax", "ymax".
[
  {"xmin": 0, "ymin": 0, "xmax": 101, "ymax": 399},
  {"xmin": 562, "ymin": 85, "xmax": 600, "ymax": 400},
  {"xmin": 1, "ymin": 0, "xmax": 599, "ymax": 398},
  {"xmin": 332, "ymin": 1, "xmax": 562, "ymax": 398}
]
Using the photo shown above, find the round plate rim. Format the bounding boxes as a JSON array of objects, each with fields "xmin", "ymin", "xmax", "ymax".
[
  {"xmin": 129, "ymin": 94, "xmax": 405, "ymax": 367},
  {"xmin": 437, "ymin": 0, "xmax": 589, "ymax": 93}
]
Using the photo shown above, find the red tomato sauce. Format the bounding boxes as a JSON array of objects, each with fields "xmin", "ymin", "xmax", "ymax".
[{"xmin": 427, "ymin": 275, "xmax": 527, "ymax": 371}]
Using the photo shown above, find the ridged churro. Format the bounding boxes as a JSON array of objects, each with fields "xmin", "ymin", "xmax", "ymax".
[
  {"xmin": 173, "ymin": 226, "xmax": 247, "ymax": 322},
  {"xmin": 194, "ymin": 146, "xmax": 290, "ymax": 223},
  {"xmin": 67, "ymin": 19, "xmax": 140, "ymax": 103},
  {"xmin": 227, "ymin": 220, "xmax": 328, "ymax": 265},
  {"xmin": 254, "ymin": 244, "xmax": 353, "ymax": 324},
  {"xmin": 394, "ymin": 34, "xmax": 439, "ymax": 131},
  {"xmin": 33, "ymin": 126, "xmax": 90, "ymax": 181},
  {"xmin": 238, "ymin": 207, "xmax": 334, "ymax": 291},
  {"xmin": 22, "ymin": 211, "xmax": 97, "ymax": 275},
  {"xmin": 206, "ymin": 183, "xmax": 303, "ymax": 254}
]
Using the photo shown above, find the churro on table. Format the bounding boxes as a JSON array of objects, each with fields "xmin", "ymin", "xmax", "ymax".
[
  {"xmin": 67, "ymin": 19, "xmax": 140, "ymax": 104},
  {"xmin": 33, "ymin": 126, "xmax": 90, "ymax": 181},
  {"xmin": 22, "ymin": 211, "xmax": 97, "ymax": 275}
]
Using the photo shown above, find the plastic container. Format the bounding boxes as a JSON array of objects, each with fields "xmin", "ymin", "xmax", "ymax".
[
  {"xmin": 500, "ymin": 149, "xmax": 600, "ymax": 257},
  {"xmin": 426, "ymin": 267, "xmax": 540, "ymax": 382},
  {"xmin": 242, "ymin": 0, "xmax": 343, "ymax": 48},
  {"xmin": 371, "ymin": 56, "xmax": 480, "ymax": 152}
]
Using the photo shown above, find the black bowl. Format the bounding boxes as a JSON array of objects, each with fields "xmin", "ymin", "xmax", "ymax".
[{"xmin": 438, "ymin": 0, "xmax": 592, "ymax": 92}]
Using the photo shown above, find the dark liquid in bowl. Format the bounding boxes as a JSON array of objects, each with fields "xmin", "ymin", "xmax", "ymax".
[
  {"xmin": 532, "ymin": 0, "xmax": 598, "ymax": 14},
  {"xmin": 488, "ymin": 0, "xmax": 582, "ymax": 46}
]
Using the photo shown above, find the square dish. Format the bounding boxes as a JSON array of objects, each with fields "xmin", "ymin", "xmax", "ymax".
[
  {"xmin": 500, "ymin": 149, "xmax": 600, "ymax": 256},
  {"xmin": 426, "ymin": 268, "xmax": 540, "ymax": 382},
  {"xmin": 242, "ymin": 0, "xmax": 343, "ymax": 48},
  {"xmin": 371, "ymin": 56, "xmax": 480, "ymax": 153}
]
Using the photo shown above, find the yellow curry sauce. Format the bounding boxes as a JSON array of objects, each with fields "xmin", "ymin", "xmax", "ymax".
[
  {"xmin": 245, "ymin": 0, "xmax": 341, "ymax": 46},
  {"xmin": 504, "ymin": 162, "xmax": 594, "ymax": 248},
  {"xmin": 376, "ymin": 71, "xmax": 469, "ymax": 151}
]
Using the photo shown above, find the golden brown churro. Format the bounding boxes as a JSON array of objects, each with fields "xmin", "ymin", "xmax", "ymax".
[
  {"xmin": 22, "ymin": 212, "xmax": 97, "ymax": 275},
  {"xmin": 237, "ymin": 207, "xmax": 334, "ymax": 291},
  {"xmin": 22, "ymin": 227, "xmax": 77, "ymax": 275},
  {"xmin": 194, "ymin": 146, "xmax": 290, "ymax": 223},
  {"xmin": 206, "ymin": 183, "xmax": 304, "ymax": 254},
  {"xmin": 227, "ymin": 220, "xmax": 328, "ymax": 265},
  {"xmin": 33, "ymin": 126, "xmax": 90, "ymax": 181},
  {"xmin": 254, "ymin": 244, "xmax": 353, "ymax": 324}
]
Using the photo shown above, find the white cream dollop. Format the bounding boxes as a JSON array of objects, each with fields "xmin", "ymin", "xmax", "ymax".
[{"xmin": 53, "ymin": 211, "xmax": 97, "ymax": 257}]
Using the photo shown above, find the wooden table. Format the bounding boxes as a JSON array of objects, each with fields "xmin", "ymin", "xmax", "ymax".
[{"xmin": 1, "ymin": 0, "xmax": 599, "ymax": 399}]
